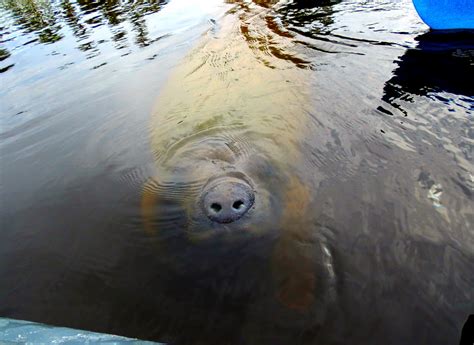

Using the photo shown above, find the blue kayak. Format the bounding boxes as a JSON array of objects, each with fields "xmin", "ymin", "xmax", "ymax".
[
  {"xmin": 0, "ymin": 318, "xmax": 162, "ymax": 344},
  {"xmin": 412, "ymin": 0, "xmax": 474, "ymax": 30}
]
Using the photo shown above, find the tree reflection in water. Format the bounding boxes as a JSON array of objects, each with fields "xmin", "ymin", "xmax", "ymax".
[{"xmin": 0, "ymin": 0, "xmax": 168, "ymax": 65}]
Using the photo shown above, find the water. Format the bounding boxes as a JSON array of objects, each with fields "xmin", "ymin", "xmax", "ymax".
[
  {"xmin": 1, "ymin": 0, "xmax": 473, "ymax": 344},
  {"xmin": 0, "ymin": 317, "xmax": 160, "ymax": 344}
]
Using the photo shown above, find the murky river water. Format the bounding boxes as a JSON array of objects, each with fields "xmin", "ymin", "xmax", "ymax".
[{"xmin": 1, "ymin": 0, "xmax": 473, "ymax": 344}]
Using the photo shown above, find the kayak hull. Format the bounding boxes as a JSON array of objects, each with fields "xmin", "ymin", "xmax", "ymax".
[
  {"xmin": 412, "ymin": 0, "xmax": 474, "ymax": 30},
  {"xmin": 0, "ymin": 318, "xmax": 162, "ymax": 344}
]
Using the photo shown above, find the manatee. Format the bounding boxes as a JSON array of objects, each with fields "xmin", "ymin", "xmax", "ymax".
[{"xmin": 140, "ymin": 1, "xmax": 335, "ymax": 335}]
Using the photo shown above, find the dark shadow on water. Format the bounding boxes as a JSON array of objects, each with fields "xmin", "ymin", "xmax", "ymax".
[
  {"xmin": 459, "ymin": 315, "xmax": 474, "ymax": 345},
  {"xmin": 381, "ymin": 31, "xmax": 474, "ymax": 115},
  {"xmin": 276, "ymin": 0, "xmax": 343, "ymax": 36}
]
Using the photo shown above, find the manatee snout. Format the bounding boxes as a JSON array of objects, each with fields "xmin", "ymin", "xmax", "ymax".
[{"xmin": 201, "ymin": 177, "xmax": 255, "ymax": 224}]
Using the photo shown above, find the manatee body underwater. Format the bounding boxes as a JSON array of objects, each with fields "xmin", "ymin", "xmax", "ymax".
[
  {"xmin": 132, "ymin": 2, "xmax": 472, "ymax": 345},
  {"xmin": 139, "ymin": 4, "xmax": 334, "ymax": 344}
]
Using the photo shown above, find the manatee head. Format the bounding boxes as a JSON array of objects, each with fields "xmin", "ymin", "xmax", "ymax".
[{"xmin": 142, "ymin": 128, "xmax": 291, "ymax": 250}]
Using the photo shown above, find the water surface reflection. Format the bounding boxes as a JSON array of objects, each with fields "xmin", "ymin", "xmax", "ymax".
[
  {"xmin": 0, "ymin": 0, "xmax": 169, "ymax": 59},
  {"xmin": 383, "ymin": 31, "xmax": 474, "ymax": 114}
]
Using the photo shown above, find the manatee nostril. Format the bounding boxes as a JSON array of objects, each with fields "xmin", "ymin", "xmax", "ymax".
[
  {"xmin": 232, "ymin": 200, "xmax": 244, "ymax": 210},
  {"xmin": 210, "ymin": 203, "xmax": 222, "ymax": 213}
]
